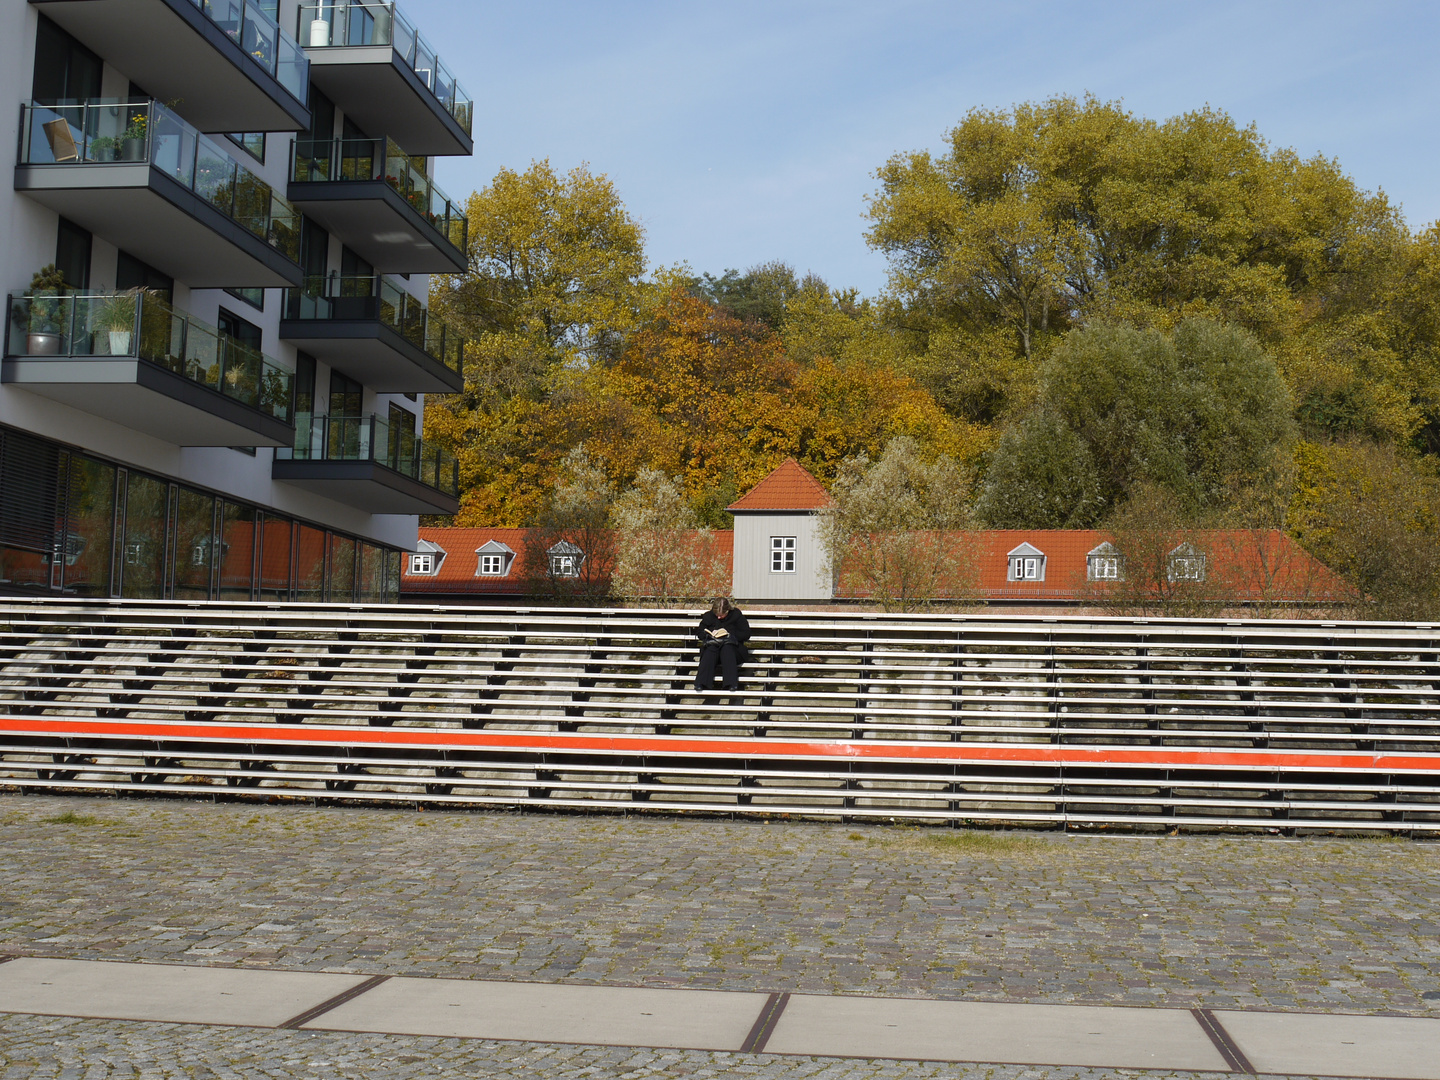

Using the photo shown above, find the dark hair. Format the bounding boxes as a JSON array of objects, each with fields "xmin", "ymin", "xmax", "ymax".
[{"xmin": 710, "ymin": 597, "xmax": 731, "ymax": 616}]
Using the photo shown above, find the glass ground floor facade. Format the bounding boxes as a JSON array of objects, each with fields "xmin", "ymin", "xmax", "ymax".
[{"xmin": 0, "ymin": 424, "xmax": 401, "ymax": 602}]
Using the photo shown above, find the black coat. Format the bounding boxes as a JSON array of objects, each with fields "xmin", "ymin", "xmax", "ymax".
[{"xmin": 696, "ymin": 609, "xmax": 751, "ymax": 657}]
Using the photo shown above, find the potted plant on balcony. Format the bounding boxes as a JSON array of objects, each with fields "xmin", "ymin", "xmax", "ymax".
[
  {"xmin": 25, "ymin": 264, "xmax": 68, "ymax": 355},
  {"xmin": 88, "ymin": 135, "xmax": 118, "ymax": 162},
  {"xmin": 120, "ymin": 113, "xmax": 148, "ymax": 161},
  {"xmin": 94, "ymin": 287, "xmax": 150, "ymax": 355}
]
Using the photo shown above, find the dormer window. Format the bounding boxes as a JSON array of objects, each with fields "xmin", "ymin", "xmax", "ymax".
[
  {"xmin": 1007, "ymin": 542, "xmax": 1046, "ymax": 582},
  {"xmin": 1087, "ymin": 541, "xmax": 1123, "ymax": 582},
  {"xmin": 548, "ymin": 540, "xmax": 584, "ymax": 578},
  {"xmin": 475, "ymin": 540, "xmax": 516, "ymax": 577},
  {"xmin": 1167, "ymin": 542, "xmax": 1206, "ymax": 582},
  {"xmin": 408, "ymin": 540, "xmax": 446, "ymax": 577}
]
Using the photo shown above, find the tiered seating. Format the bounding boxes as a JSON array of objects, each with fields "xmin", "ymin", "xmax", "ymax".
[{"xmin": 1, "ymin": 599, "xmax": 1438, "ymax": 832}]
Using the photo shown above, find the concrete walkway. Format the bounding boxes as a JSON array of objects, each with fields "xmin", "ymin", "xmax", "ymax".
[{"xmin": 3, "ymin": 955, "xmax": 1440, "ymax": 1077}]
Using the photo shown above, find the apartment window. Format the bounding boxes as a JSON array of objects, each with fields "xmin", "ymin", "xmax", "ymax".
[
  {"xmin": 1086, "ymin": 542, "xmax": 1123, "ymax": 582},
  {"xmin": 226, "ymin": 133, "xmax": 266, "ymax": 162},
  {"xmin": 770, "ymin": 536, "xmax": 796, "ymax": 573},
  {"xmin": 225, "ymin": 287, "xmax": 265, "ymax": 311},
  {"xmin": 117, "ymin": 251, "xmax": 174, "ymax": 304},
  {"xmin": 55, "ymin": 217, "xmax": 91, "ymax": 290},
  {"xmin": 1006, "ymin": 543, "xmax": 1046, "ymax": 582},
  {"xmin": 479, "ymin": 554, "xmax": 505, "ymax": 575},
  {"xmin": 33, "ymin": 16, "xmax": 101, "ymax": 104}
]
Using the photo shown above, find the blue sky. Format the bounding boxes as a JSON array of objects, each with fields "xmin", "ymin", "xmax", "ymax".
[{"xmin": 409, "ymin": 0, "xmax": 1440, "ymax": 296}]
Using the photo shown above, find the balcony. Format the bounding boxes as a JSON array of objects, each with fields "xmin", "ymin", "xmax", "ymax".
[
  {"xmin": 274, "ymin": 413, "xmax": 459, "ymax": 514},
  {"xmin": 30, "ymin": 0, "xmax": 310, "ymax": 132},
  {"xmin": 288, "ymin": 137, "xmax": 467, "ymax": 273},
  {"xmin": 296, "ymin": 1, "xmax": 473, "ymax": 157},
  {"xmin": 3, "ymin": 291, "xmax": 295, "ymax": 447},
  {"xmin": 15, "ymin": 100, "xmax": 304, "ymax": 288},
  {"xmin": 280, "ymin": 275, "xmax": 464, "ymax": 393}
]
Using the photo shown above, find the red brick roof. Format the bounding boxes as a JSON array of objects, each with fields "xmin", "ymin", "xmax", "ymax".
[{"xmin": 727, "ymin": 459, "xmax": 833, "ymax": 512}]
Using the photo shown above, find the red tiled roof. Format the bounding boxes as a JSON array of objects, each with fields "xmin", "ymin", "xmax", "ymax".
[
  {"xmin": 402, "ymin": 526, "xmax": 1345, "ymax": 603},
  {"xmin": 727, "ymin": 459, "xmax": 832, "ymax": 512}
]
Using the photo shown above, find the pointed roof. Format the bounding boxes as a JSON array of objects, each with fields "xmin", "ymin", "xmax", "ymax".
[{"xmin": 727, "ymin": 458, "xmax": 833, "ymax": 512}]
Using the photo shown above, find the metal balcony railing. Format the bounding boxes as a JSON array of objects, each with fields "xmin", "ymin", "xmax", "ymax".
[
  {"xmin": 4, "ymin": 291, "xmax": 294, "ymax": 424},
  {"xmin": 279, "ymin": 413, "xmax": 459, "ymax": 496},
  {"xmin": 19, "ymin": 99, "xmax": 303, "ymax": 266},
  {"xmin": 282, "ymin": 275, "xmax": 465, "ymax": 377},
  {"xmin": 190, "ymin": 0, "xmax": 310, "ymax": 103},
  {"xmin": 296, "ymin": 0, "xmax": 472, "ymax": 135},
  {"xmin": 291, "ymin": 136, "xmax": 467, "ymax": 251}
]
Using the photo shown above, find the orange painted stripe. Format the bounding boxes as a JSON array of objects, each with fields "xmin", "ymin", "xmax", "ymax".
[{"xmin": 4, "ymin": 715, "xmax": 1440, "ymax": 774}]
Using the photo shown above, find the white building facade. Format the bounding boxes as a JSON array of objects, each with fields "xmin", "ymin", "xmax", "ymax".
[
  {"xmin": 728, "ymin": 459, "xmax": 833, "ymax": 602},
  {"xmin": 0, "ymin": 0, "xmax": 472, "ymax": 601}
]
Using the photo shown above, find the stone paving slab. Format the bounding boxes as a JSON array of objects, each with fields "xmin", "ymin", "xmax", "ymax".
[
  {"xmin": 766, "ymin": 995, "xmax": 1228, "ymax": 1071},
  {"xmin": 308, "ymin": 974, "xmax": 769, "ymax": 1049},
  {"xmin": 1217, "ymin": 1008, "xmax": 1440, "ymax": 1079},
  {"xmin": 0, "ymin": 957, "xmax": 365, "ymax": 1027}
]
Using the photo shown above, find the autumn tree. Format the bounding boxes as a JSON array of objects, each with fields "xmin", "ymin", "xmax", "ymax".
[
  {"xmin": 424, "ymin": 161, "xmax": 647, "ymax": 525},
  {"xmin": 519, "ymin": 448, "xmax": 617, "ymax": 601},
  {"xmin": 819, "ymin": 438, "xmax": 978, "ymax": 611},
  {"xmin": 611, "ymin": 468, "xmax": 729, "ymax": 605},
  {"xmin": 694, "ymin": 261, "xmax": 804, "ymax": 331},
  {"xmin": 1288, "ymin": 440, "xmax": 1440, "ymax": 620},
  {"xmin": 978, "ymin": 319, "xmax": 1295, "ymax": 527},
  {"xmin": 1083, "ymin": 485, "xmax": 1221, "ymax": 618}
]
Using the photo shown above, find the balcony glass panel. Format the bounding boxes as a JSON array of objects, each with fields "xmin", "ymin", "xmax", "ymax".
[
  {"xmin": 193, "ymin": 0, "xmax": 310, "ymax": 102},
  {"xmin": 20, "ymin": 100, "xmax": 303, "ymax": 267},
  {"xmin": 290, "ymin": 136, "xmax": 467, "ymax": 251},
  {"xmin": 279, "ymin": 413, "xmax": 458, "ymax": 496},
  {"xmin": 296, "ymin": 1, "xmax": 472, "ymax": 135},
  {"xmin": 282, "ymin": 274, "xmax": 465, "ymax": 377},
  {"xmin": 5, "ymin": 291, "xmax": 294, "ymax": 424}
]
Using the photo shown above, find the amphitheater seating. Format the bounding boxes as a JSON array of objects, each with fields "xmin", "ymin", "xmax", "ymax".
[{"xmin": 1, "ymin": 599, "xmax": 1438, "ymax": 832}]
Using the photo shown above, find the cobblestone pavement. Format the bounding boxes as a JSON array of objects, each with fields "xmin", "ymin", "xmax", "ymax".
[{"xmin": 1, "ymin": 793, "xmax": 1439, "ymax": 1077}]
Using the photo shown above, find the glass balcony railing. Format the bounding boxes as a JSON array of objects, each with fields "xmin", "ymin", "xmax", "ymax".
[
  {"xmin": 279, "ymin": 413, "xmax": 459, "ymax": 497},
  {"xmin": 291, "ymin": 137, "xmax": 467, "ymax": 251},
  {"xmin": 283, "ymin": 274, "xmax": 465, "ymax": 377},
  {"xmin": 19, "ymin": 99, "xmax": 303, "ymax": 267},
  {"xmin": 296, "ymin": 1, "xmax": 472, "ymax": 136},
  {"xmin": 5, "ymin": 291, "xmax": 295, "ymax": 425},
  {"xmin": 190, "ymin": 0, "xmax": 310, "ymax": 103}
]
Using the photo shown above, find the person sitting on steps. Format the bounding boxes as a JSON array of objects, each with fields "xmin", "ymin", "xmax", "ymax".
[{"xmin": 694, "ymin": 597, "xmax": 750, "ymax": 692}]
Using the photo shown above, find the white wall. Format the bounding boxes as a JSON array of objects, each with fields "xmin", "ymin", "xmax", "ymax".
[{"xmin": 731, "ymin": 511, "xmax": 832, "ymax": 602}]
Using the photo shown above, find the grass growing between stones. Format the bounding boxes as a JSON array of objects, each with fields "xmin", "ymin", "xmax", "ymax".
[{"xmin": 40, "ymin": 810, "xmax": 103, "ymax": 826}]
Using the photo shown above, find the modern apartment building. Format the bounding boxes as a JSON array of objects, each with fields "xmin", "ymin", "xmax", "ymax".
[{"xmin": 0, "ymin": 0, "xmax": 472, "ymax": 602}]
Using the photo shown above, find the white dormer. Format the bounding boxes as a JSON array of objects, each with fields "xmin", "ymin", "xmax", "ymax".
[
  {"xmin": 408, "ymin": 539, "xmax": 446, "ymax": 577},
  {"xmin": 548, "ymin": 540, "xmax": 584, "ymax": 578},
  {"xmin": 1007, "ymin": 542, "xmax": 1046, "ymax": 582},
  {"xmin": 475, "ymin": 539, "xmax": 516, "ymax": 577},
  {"xmin": 1087, "ymin": 541, "xmax": 1123, "ymax": 581},
  {"xmin": 1167, "ymin": 542, "xmax": 1207, "ymax": 582}
]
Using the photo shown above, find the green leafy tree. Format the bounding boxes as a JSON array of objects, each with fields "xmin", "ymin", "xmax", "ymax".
[
  {"xmin": 520, "ymin": 448, "xmax": 617, "ymax": 601},
  {"xmin": 977, "ymin": 319, "xmax": 1295, "ymax": 527},
  {"xmin": 694, "ymin": 261, "xmax": 802, "ymax": 331}
]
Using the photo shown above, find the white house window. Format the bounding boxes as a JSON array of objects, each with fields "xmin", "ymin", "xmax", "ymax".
[
  {"xmin": 474, "ymin": 541, "xmax": 515, "ymax": 577},
  {"xmin": 1006, "ymin": 542, "xmax": 1046, "ymax": 582},
  {"xmin": 548, "ymin": 541, "xmax": 584, "ymax": 578},
  {"xmin": 771, "ymin": 536, "xmax": 797, "ymax": 573},
  {"xmin": 1086, "ymin": 541, "xmax": 1123, "ymax": 582},
  {"xmin": 1168, "ymin": 543, "xmax": 1207, "ymax": 582}
]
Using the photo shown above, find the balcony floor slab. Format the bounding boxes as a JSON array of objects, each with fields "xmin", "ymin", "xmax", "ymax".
[
  {"xmin": 287, "ymin": 180, "xmax": 466, "ymax": 273},
  {"xmin": 1, "ymin": 357, "xmax": 292, "ymax": 447},
  {"xmin": 279, "ymin": 321, "xmax": 463, "ymax": 393},
  {"xmin": 30, "ymin": 0, "xmax": 309, "ymax": 132},
  {"xmin": 272, "ymin": 458, "xmax": 459, "ymax": 514},
  {"xmin": 307, "ymin": 48, "xmax": 472, "ymax": 158},
  {"xmin": 16, "ymin": 164, "xmax": 303, "ymax": 289}
]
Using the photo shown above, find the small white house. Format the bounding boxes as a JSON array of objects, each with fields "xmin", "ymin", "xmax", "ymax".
[{"xmin": 728, "ymin": 459, "xmax": 834, "ymax": 602}]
